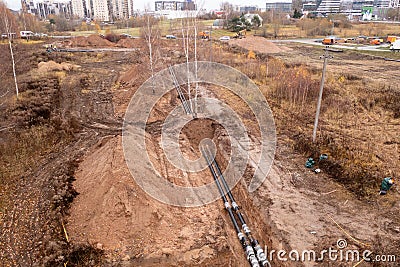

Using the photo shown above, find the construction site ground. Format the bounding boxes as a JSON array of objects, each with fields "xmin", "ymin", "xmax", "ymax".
[{"xmin": 0, "ymin": 35, "xmax": 399, "ymax": 267}]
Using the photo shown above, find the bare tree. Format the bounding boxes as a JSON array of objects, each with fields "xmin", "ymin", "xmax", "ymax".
[
  {"xmin": 189, "ymin": 0, "xmax": 205, "ymax": 116},
  {"xmin": 19, "ymin": 13, "xmax": 42, "ymax": 33},
  {"xmin": 192, "ymin": 0, "xmax": 205, "ymax": 116},
  {"xmin": 220, "ymin": 2, "xmax": 234, "ymax": 29},
  {"xmin": 272, "ymin": 11, "xmax": 282, "ymax": 38},
  {"xmin": 0, "ymin": 1, "xmax": 19, "ymax": 99},
  {"xmin": 181, "ymin": 17, "xmax": 192, "ymax": 111},
  {"xmin": 141, "ymin": 11, "xmax": 160, "ymax": 94},
  {"xmin": 193, "ymin": 15, "xmax": 198, "ymax": 116}
]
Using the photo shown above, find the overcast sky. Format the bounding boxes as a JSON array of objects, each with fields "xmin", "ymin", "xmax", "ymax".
[
  {"xmin": 3, "ymin": 0, "xmax": 289, "ymax": 12},
  {"xmin": 4, "ymin": 0, "xmax": 21, "ymax": 10}
]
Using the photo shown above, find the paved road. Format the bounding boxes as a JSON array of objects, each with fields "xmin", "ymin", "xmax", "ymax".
[{"xmin": 272, "ymin": 38, "xmax": 392, "ymax": 52}]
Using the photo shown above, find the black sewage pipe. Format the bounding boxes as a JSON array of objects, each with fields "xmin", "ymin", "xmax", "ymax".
[
  {"xmin": 201, "ymin": 148, "xmax": 260, "ymax": 267},
  {"xmin": 209, "ymin": 149, "xmax": 270, "ymax": 267}
]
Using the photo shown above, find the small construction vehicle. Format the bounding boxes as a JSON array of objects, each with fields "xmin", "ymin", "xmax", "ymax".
[
  {"xmin": 199, "ymin": 31, "xmax": 210, "ymax": 39},
  {"xmin": 387, "ymin": 36, "xmax": 398, "ymax": 44},
  {"xmin": 370, "ymin": 38, "xmax": 383, "ymax": 45},
  {"xmin": 233, "ymin": 29, "xmax": 246, "ymax": 39}
]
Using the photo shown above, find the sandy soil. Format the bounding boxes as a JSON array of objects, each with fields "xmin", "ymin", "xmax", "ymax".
[{"xmin": 229, "ymin": 36, "xmax": 292, "ymax": 54}]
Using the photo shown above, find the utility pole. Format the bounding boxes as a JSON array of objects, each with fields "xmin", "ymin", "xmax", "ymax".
[
  {"xmin": 209, "ymin": 26, "xmax": 212, "ymax": 62},
  {"xmin": 312, "ymin": 47, "xmax": 332, "ymax": 143}
]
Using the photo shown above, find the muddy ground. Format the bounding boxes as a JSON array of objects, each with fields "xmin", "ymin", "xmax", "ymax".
[{"xmin": 0, "ymin": 36, "xmax": 399, "ymax": 267}]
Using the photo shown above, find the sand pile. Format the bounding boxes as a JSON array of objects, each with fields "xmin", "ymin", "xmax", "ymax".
[
  {"xmin": 37, "ymin": 61, "xmax": 81, "ymax": 72},
  {"xmin": 229, "ymin": 35, "xmax": 291, "ymax": 54},
  {"xmin": 71, "ymin": 34, "xmax": 115, "ymax": 47},
  {"xmin": 116, "ymin": 38, "xmax": 139, "ymax": 48}
]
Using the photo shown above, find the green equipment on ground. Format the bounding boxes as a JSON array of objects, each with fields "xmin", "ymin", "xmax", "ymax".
[
  {"xmin": 305, "ymin": 154, "xmax": 328, "ymax": 173},
  {"xmin": 380, "ymin": 177, "xmax": 394, "ymax": 195},
  {"xmin": 305, "ymin": 158, "xmax": 315, "ymax": 168},
  {"xmin": 319, "ymin": 154, "xmax": 328, "ymax": 161}
]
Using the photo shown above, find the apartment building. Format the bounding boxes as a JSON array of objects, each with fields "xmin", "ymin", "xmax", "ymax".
[
  {"xmin": 316, "ymin": 0, "xmax": 341, "ymax": 13},
  {"xmin": 110, "ymin": 0, "xmax": 135, "ymax": 20},
  {"xmin": 23, "ymin": 0, "xmax": 72, "ymax": 19},
  {"xmin": 71, "ymin": 0, "xmax": 134, "ymax": 21},
  {"xmin": 154, "ymin": 0, "xmax": 196, "ymax": 11}
]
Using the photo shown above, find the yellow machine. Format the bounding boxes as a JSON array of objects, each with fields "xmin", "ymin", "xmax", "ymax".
[
  {"xmin": 234, "ymin": 29, "xmax": 246, "ymax": 39},
  {"xmin": 387, "ymin": 36, "xmax": 398, "ymax": 43},
  {"xmin": 199, "ymin": 31, "xmax": 210, "ymax": 39}
]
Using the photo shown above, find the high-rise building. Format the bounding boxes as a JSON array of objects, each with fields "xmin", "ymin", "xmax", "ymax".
[
  {"xmin": 22, "ymin": 0, "xmax": 37, "ymax": 15},
  {"xmin": 233, "ymin": 5, "xmax": 259, "ymax": 12},
  {"xmin": 71, "ymin": 0, "xmax": 91, "ymax": 18},
  {"xmin": 155, "ymin": 0, "xmax": 196, "ymax": 11},
  {"xmin": 375, "ymin": 0, "xmax": 390, "ymax": 7},
  {"xmin": 71, "ymin": 0, "xmax": 134, "ymax": 20},
  {"xmin": 316, "ymin": 0, "xmax": 341, "ymax": 13},
  {"xmin": 91, "ymin": 0, "xmax": 109, "ymax": 21},
  {"xmin": 265, "ymin": 2, "xmax": 292, "ymax": 12},
  {"xmin": 110, "ymin": 0, "xmax": 134, "ymax": 20},
  {"xmin": 388, "ymin": 0, "xmax": 399, "ymax": 7},
  {"xmin": 23, "ymin": 0, "xmax": 72, "ymax": 19}
]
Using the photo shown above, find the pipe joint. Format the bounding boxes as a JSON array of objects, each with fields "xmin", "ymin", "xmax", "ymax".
[
  {"xmin": 249, "ymin": 254, "xmax": 260, "ymax": 267},
  {"xmin": 254, "ymin": 245, "xmax": 270, "ymax": 266},
  {"xmin": 232, "ymin": 201, "xmax": 239, "ymax": 210},
  {"xmin": 242, "ymin": 224, "xmax": 251, "ymax": 234},
  {"xmin": 245, "ymin": 245, "xmax": 256, "ymax": 258},
  {"xmin": 237, "ymin": 232, "xmax": 245, "ymax": 240}
]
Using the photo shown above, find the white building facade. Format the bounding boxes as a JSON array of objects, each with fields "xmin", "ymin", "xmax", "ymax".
[
  {"xmin": 23, "ymin": 0, "xmax": 72, "ymax": 19},
  {"xmin": 316, "ymin": 0, "xmax": 341, "ymax": 13},
  {"xmin": 388, "ymin": 0, "xmax": 400, "ymax": 7},
  {"xmin": 91, "ymin": 0, "xmax": 109, "ymax": 21},
  {"xmin": 110, "ymin": 0, "xmax": 134, "ymax": 20},
  {"xmin": 71, "ymin": 0, "xmax": 134, "ymax": 21},
  {"xmin": 71, "ymin": 0, "xmax": 89, "ymax": 18}
]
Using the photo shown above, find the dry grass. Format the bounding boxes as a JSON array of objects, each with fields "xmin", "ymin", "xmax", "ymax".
[
  {"xmin": 258, "ymin": 20, "xmax": 400, "ymax": 38},
  {"xmin": 218, "ymin": 46, "xmax": 399, "ymax": 199}
]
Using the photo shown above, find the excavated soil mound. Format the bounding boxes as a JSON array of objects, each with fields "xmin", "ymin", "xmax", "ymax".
[
  {"xmin": 116, "ymin": 38, "xmax": 140, "ymax": 48},
  {"xmin": 229, "ymin": 35, "xmax": 291, "ymax": 54},
  {"xmin": 87, "ymin": 34, "xmax": 114, "ymax": 46},
  {"xmin": 37, "ymin": 60, "xmax": 81, "ymax": 72},
  {"xmin": 71, "ymin": 35, "xmax": 115, "ymax": 47},
  {"xmin": 67, "ymin": 136, "xmax": 244, "ymax": 266}
]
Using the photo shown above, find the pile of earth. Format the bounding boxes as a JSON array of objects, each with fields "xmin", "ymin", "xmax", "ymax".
[
  {"xmin": 229, "ymin": 35, "xmax": 291, "ymax": 54},
  {"xmin": 70, "ymin": 34, "xmax": 115, "ymax": 47},
  {"xmin": 116, "ymin": 38, "xmax": 142, "ymax": 48},
  {"xmin": 37, "ymin": 60, "xmax": 81, "ymax": 72}
]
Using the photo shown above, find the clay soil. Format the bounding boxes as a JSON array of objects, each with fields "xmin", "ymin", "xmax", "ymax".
[
  {"xmin": 228, "ymin": 35, "xmax": 292, "ymax": 54},
  {"xmin": 0, "ymin": 35, "xmax": 399, "ymax": 267}
]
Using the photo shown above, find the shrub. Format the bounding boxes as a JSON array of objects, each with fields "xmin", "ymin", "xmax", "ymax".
[
  {"xmin": 104, "ymin": 33, "xmax": 121, "ymax": 43},
  {"xmin": 298, "ymin": 18, "xmax": 333, "ymax": 36}
]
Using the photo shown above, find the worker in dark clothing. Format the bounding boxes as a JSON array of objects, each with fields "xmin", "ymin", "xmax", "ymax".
[{"xmin": 380, "ymin": 177, "xmax": 394, "ymax": 195}]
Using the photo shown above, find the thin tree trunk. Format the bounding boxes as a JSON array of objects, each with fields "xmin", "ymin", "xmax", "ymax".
[
  {"xmin": 8, "ymin": 38, "xmax": 18, "ymax": 98},
  {"xmin": 194, "ymin": 16, "xmax": 198, "ymax": 116},
  {"xmin": 181, "ymin": 18, "xmax": 191, "ymax": 113},
  {"xmin": 145, "ymin": 15, "xmax": 155, "ymax": 94},
  {"xmin": 5, "ymin": 16, "xmax": 18, "ymax": 98}
]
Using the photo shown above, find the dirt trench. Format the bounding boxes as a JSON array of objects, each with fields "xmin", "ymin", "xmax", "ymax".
[{"xmin": 67, "ymin": 82, "xmax": 287, "ymax": 266}]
